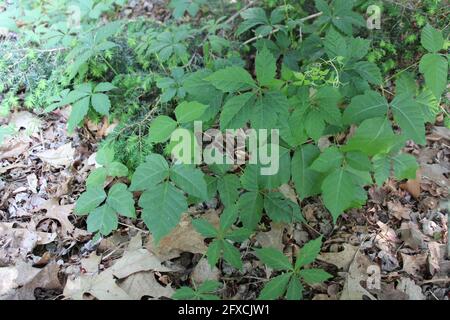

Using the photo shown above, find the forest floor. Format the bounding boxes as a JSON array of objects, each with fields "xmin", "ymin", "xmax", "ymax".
[
  {"xmin": 0, "ymin": 1, "xmax": 449, "ymax": 300},
  {"xmin": 0, "ymin": 104, "xmax": 449, "ymax": 300}
]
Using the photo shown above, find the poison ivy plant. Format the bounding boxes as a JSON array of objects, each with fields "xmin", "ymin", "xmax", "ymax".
[
  {"xmin": 255, "ymin": 236, "xmax": 331, "ymax": 300},
  {"xmin": 130, "ymin": 153, "xmax": 208, "ymax": 242}
]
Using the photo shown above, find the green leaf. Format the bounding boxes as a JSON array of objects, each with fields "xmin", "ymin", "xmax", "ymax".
[
  {"xmin": 373, "ymin": 154, "xmax": 391, "ymax": 186},
  {"xmin": 238, "ymin": 191, "xmax": 264, "ymax": 230},
  {"xmin": 192, "ymin": 219, "xmax": 218, "ymax": 238},
  {"xmin": 86, "ymin": 168, "xmax": 107, "ymax": 188},
  {"xmin": 264, "ymin": 192, "xmax": 302, "ymax": 223},
  {"xmin": 258, "ymin": 273, "xmax": 291, "ymax": 300},
  {"xmin": 256, "ymin": 47, "xmax": 276, "ymax": 86},
  {"xmin": 343, "ymin": 117, "xmax": 396, "ymax": 156},
  {"xmin": 222, "ymin": 241, "xmax": 242, "ymax": 269},
  {"xmin": 107, "ymin": 162, "xmax": 128, "ymax": 177},
  {"xmin": 240, "ymin": 165, "xmax": 263, "ymax": 192},
  {"xmin": 170, "ymin": 164, "xmax": 208, "ymax": 200},
  {"xmin": 197, "ymin": 280, "xmax": 222, "ymax": 294},
  {"xmin": 206, "ymin": 239, "xmax": 222, "ymax": 267},
  {"xmin": 309, "ymin": 146, "xmax": 343, "ymax": 173},
  {"xmin": 345, "ymin": 151, "xmax": 371, "ymax": 172},
  {"xmin": 206, "ymin": 66, "xmax": 256, "ymax": 93},
  {"xmin": 74, "ymin": 188, "xmax": 107, "ymax": 215},
  {"xmin": 96, "ymin": 146, "xmax": 115, "ymax": 166},
  {"xmin": 87, "ymin": 204, "xmax": 118, "ymax": 236},
  {"xmin": 343, "ymin": 90, "xmax": 389, "ymax": 125},
  {"xmin": 226, "ymin": 228, "xmax": 253, "ymax": 243},
  {"xmin": 421, "ymin": 24, "xmax": 444, "ymax": 53},
  {"xmin": 291, "ymin": 145, "xmax": 323, "ymax": 199},
  {"xmin": 419, "ymin": 53, "xmax": 448, "ymax": 99},
  {"xmin": 139, "ymin": 182, "xmax": 188, "ymax": 242},
  {"xmin": 391, "ymin": 94, "xmax": 425, "ymax": 145},
  {"xmin": 299, "ymin": 268, "xmax": 332, "ymax": 285},
  {"xmin": 148, "ymin": 116, "xmax": 177, "ymax": 143},
  {"xmin": 219, "ymin": 92, "xmax": 254, "ymax": 129},
  {"xmin": 286, "ymin": 276, "xmax": 303, "ymax": 300},
  {"xmin": 67, "ymin": 96, "xmax": 90, "ymax": 132},
  {"xmin": 321, "ymin": 168, "xmax": 367, "ymax": 222},
  {"xmin": 353, "ymin": 61, "xmax": 382, "ymax": 85},
  {"xmin": 324, "ymin": 27, "xmax": 347, "ymax": 59},
  {"xmin": 217, "ymin": 174, "xmax": 240, "ymax": 208},
  {"xmin": 254, "ymin": 247, "xmax": 293, "ymax": 271},
  {"xmin": 392, "ymin": 153, "xmax": 418, "ymax": 180},
  {"xmin": 91, "ymin": 93, "xmax": 110, "ymax": 115},
  {"xmin": 172, "ymin": 287, "xmax": 196, "ymax": 300},
  {"xmin": 175, "ymin": 101, "xmax": 208, "ymax": 123},
  {"xmin": 295, "ymin": 236, "xmax": 323, "ymax": 269},
  {"xmin": 107, "ymin": 183, "xmax": 135, "ymax": 218},
  {"xmin": 94, "ymin": 82, "xmax": 117, "ymax": 92},
  {"xmin": 129, "ymin": 154, "xmax": 169, "ymax": 191},
  {"xmin": 219, "ymin": 205, "xmax": 239, "ymax": 231}
]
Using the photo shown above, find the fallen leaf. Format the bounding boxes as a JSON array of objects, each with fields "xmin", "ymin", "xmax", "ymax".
[
  {"xmin": 118, "ymin": 271, "xmax": 174, "ymax": 299},
  {"xmin": 191, "ymin": 258, "xmax": 220, "ymax": 285},
  {"xmin": 63, "ymin": 269, "xmax": 131, "ymax": 300},
  {"xmin": 400, "ymin": 253, "xmax": 427, "ymax": 277},
  {"xmin": 399, "ymin": 222, "xmax": 427, "ymax": 250},
  {"xmin": 387, "ymin": 201, "xmax": 410, "ymax": 220},
  {"xmin": 146, "ymin": 211, "xmax": 219, "ymax": 261},
  {"xmin": 397, "ymin": 277, "xmax": 425, "ymax": 300},
  {"xmin": 255, "ymin": 223, "xmax": 286, "ymax": 252},
  {"xmin": 400, "ymin": 170, "xmax": 421, "ymax": 199},
  {"xmin": 0, "ymin": 261, "xmax": 61, "ymax": 300},
  {"xmin": 318, "ymin": 244, "xmax": 359, "ymax": 271},
  {"xmin": 36, "ymin": 143, "xmax": 75, "ymax": 167},
  {"xmin": 112, "ymin": 234, "xmax": 172, "ymax": 279},
  {"xmin": 428, "ymin": 241, "xmax": 446, "ymax": 275},
  {"xmin": 81, "ymin": 252, "xmax": 102, "ymax": 274},
  {"xmin": 340, "ymin": 250, "xmax": 377, "ymax": 300}
]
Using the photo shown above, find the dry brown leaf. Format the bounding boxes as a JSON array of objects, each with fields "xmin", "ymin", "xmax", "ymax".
[
  {"xmin": 397, "ymin": 277, "xmax": 425, "ymax": 300},
  {"xmin": 340, "ymin": 250, "xmax": 377, "ymax": 300},
  {"xmin": 112, "ymin": 234, "xmax": 172, "ymax": 279},
  {"xmin": 387, "ymin": 201, "xmax": 410, "ymax": 220},
  {"xmin": 37, "ymin": 199, "xmax": 89, "ymax": 240},
  {"xmin": 255, "ymin": 223, "xmax": 286, "ymax": 252},
  {"xmin": 81, "ymin": 252, "xmax": 102, "ymax": 274},
  {"xmin": 399, "ymin": 222, "xmax": 427, "ymax": 250},
  {"xmin": 118, "ymin": 271, "xmax": 174, "ymax": 299},
  {"xmin": 9, "ymin": 111, "xmax": 41, "ymax": 137},
  {"xmin": 400, "ymin": 170, "xmax": 421, "ymax": 199},
  {"xmin": 191, "ymin": 258, "xmax": 220, "ymax": 285},
  {"xmin": 64, "ymin": 269, "xmax": 132, "ymax": 300},
  {"xmin": 0, "ymin": 261, "xmax": 61, "ymax": 300},
  {"xmin": 421, "ymin": 164, "xmax": 449, "ymax": 188},
  {"xmin": 400, "ymin": 253, "xmax": 427, "ymax": 277},
  {"xmin": 317, "ymin": 244, "xmax": 359, "ymax": 271},
  {"xmin": 428, "ymin": 241, "xmax": 446, "ymax": 275},
  {"xmin": 36, "ymin": 143, "xmax": 75, "ymax": 167},
  {"xmin": 0, "ymin": 222, "xmax": 56, "ymax": 263},
  {"xmin": 146, "ymin": 211, "xmax": 219, "ymax": 261}
]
